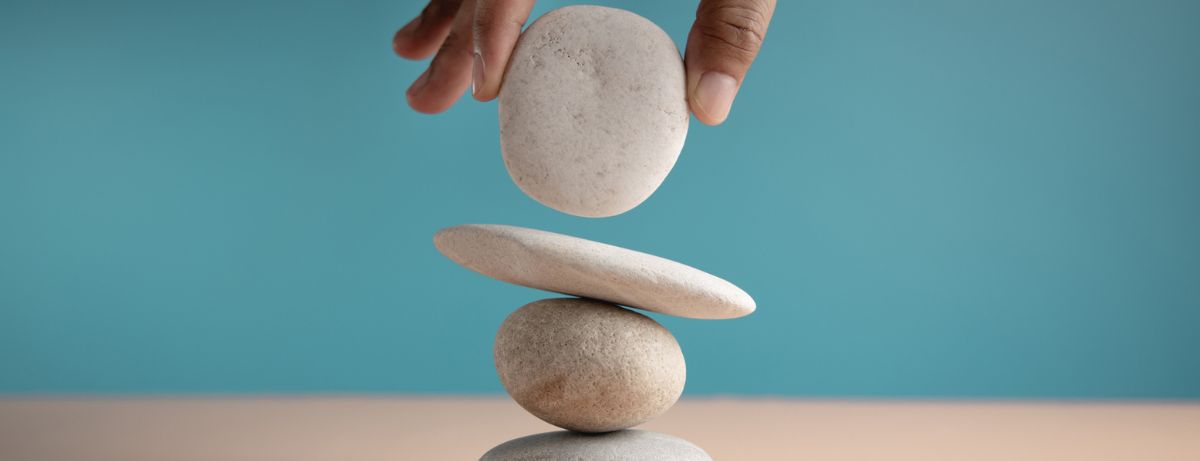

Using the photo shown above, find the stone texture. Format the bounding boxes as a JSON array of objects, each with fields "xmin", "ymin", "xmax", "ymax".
[
  {"xmin": 499, "ymin": 5, "xmax": 689, "ymax": 218},
  {"xmin": 480, "ymin": 430, "xmax": 712, "ymax": 461},
  {"xmin": 434, "ymin": 224, "xmax": 755, "ymax": 320},
  {"xmin": 494, "ymin": 298, "xmax": 686, "ymax": 433}
]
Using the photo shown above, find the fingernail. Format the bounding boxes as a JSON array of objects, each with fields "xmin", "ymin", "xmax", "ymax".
[
  {"xmin": 471, "ymin": 52, "xmax": 485, "ymax": 97},
  {"xmin": 407, "ymin": 68, "xmax": 431, "ymax": 98},
  {"xmin": 694, "ymin": 72, "xmax": 738, "ymax": 123}
]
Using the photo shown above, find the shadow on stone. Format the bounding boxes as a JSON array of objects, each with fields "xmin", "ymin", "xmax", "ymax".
[{"xmin": 480, "ymin": 430, "xmax": 711, "ymax": 460}]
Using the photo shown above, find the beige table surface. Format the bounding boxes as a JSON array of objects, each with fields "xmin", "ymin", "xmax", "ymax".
[{"xmin": 1, "ymin": 397, "xmax": 1197, "ymax": 460}]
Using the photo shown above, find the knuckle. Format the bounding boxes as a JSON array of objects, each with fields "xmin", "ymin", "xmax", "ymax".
[
  {"xmin": 473, "ymin": 3, "xmax": 527, "ymax": 34},
  {"xmin": 439, "ymin": 30, "xmax": 472, "ymax": 56},
  {"xmin": 696, "ymin": 3, "xmax": 769, "ymax": 58},
  {"xmin": 474, "ymin": 13, "xmax": 524, "ymax": 32}
]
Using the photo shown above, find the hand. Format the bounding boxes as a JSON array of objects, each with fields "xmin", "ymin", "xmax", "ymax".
[{"xmin": 393, "ymin": 0, "xmax": 776, "ymax": 125}]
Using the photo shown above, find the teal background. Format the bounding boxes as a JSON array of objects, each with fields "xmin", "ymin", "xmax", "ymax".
[{"xmin": 2, "ymin": 0, "xmax": 1198, "ymax": 398}]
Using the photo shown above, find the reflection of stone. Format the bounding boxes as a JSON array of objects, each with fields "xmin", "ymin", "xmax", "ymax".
[{"xmin": 480, "ymin": 430, "xmax": 712, "ymax": 461}]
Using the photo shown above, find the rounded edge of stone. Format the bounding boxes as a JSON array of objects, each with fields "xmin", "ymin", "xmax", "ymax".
[{"xmin": 711, "ymin": 285, "xmax": 757, "ymax": 320}]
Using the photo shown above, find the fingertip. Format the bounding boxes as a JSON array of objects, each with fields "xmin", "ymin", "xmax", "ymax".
[
  {"xmin": 393, "ymin": 2, "xmax": 462, "ymax": 60},
  {"xmin": 406, "ymin": 71, "xmax": 453, "ymax": 114},
  {"xmin": 406, "ymin": 48, "xmax": 475, "ymax": 114},
  {"xmin": 392, "ymin": 30, "xmax": 413, "ymax": 57},
  {"xmin": 407, "ymin": 94, "xmax": 454, "ymax": 114},
  {"xmin": 407, "ymin": 88, "xmax": 457, "ymax": 114},
  {"xmin": 392, "ymin": 15, "xmax": 423, "ymax": 57}
]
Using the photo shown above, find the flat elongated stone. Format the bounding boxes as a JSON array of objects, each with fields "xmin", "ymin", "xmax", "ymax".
[
  {"xmin": 480, "ymin": 430, "xmax": 712, "ymax": 461},
  {"xmin": 434, "ymin": 224, "xmax": 755, "ymax": 320},
  {"xmin": 494, "ymin": 298, "xmax": 685, "ymax": 433},
  {"xmin": 499, "ymin": 5, "xmax": 689, "ymax": 218}
]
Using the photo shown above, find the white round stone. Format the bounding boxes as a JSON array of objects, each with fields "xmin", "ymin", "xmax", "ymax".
[
  {"xmin": 480, "ymin": 430, "xmax": 712, "ymax": 461},
  {"xmin": 494, "ymin": 299, "xmax": 685, "ymax": 433},
  {"xmin": 499, "ymin": 5, "xmax": 689, "ymax": 218},
  {"xmin": 434, "ymin": 224, "xmax": 755, "ymax": 320}
]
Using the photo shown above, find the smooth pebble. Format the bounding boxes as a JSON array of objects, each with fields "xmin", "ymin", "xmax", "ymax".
[
  {"xmin": 494, "ymin": 298, "xmax": 685, "ymax": 433},
  {"xmin": 499, "ymin": 6, "xmax": 689, "ymax": 218},
  {"xmin": 434, "ymin": 224, "xmax": 755, "ymax": 319}
]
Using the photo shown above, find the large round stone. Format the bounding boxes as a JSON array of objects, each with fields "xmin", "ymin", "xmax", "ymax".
[
  {"xmin": 499, "ymin": 6, "xmax": 689, "ymax": 218},
  {"xmin": 494, "ymin": 298, "xmax": 686, "ymax": 433},
  {"xmin": 480, "ymin": 430, "xmax": 712, "ymax": 461},
  {"xmin": 434, "ymin": 224, "xmax": 755, "ymax": 320}
]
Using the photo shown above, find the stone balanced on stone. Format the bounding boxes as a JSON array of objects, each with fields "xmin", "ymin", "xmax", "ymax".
[{"xmin": 433, "ymin": 5, "xmax": 755, "ymax": 460}]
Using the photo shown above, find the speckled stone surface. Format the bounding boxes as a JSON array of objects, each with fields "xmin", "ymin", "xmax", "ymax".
[
  {"xmin": 480, "ymin": 430, "xmax": 712, "ymax": 461},
  {"xmin": 494, "ymin": 298, "xmax": 686, "ymax": 433},
  {"xmin": 499, "ymin": 5, "xmax": 689, "ymax": 218},
  {"xmin": 434, "ymin": 224, "xmax": 755, "ymax": 320}
]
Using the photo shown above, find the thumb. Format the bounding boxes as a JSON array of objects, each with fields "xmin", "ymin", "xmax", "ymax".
[{"xmin": 685, "ymin": 0, "xmax": 776, "ymax": 125}]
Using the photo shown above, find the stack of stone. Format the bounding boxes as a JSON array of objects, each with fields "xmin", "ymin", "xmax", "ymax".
[{"xmin": 431, "ymin": 6, "xmax": 755, "ymax": 460}]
